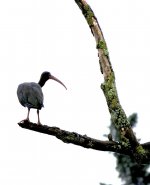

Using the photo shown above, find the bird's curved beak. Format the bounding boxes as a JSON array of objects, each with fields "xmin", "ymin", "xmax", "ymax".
[{"xmin": 50, "ymin": 75, "xmax": 67, "ymax": 90}]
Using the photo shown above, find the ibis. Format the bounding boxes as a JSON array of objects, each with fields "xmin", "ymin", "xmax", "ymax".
[{"xmin": 17, "ymin": 71, "xmax": 67, "ymax": 125}]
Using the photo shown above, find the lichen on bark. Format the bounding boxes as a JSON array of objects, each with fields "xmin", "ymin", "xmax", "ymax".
[
  {"xmin": 83, "ymin": 4, "xmax": 94, "ymax": 26},
  {"xmin": 101, "ymin": 72, "xmax": 130, "ymax": 131},
  {"xmin": 96, "ymin": 39, "xmax": 109, "ymax": 57}
]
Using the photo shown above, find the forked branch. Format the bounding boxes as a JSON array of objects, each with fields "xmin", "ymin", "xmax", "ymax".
[{"xmin": 18, "ymin": 0, "xmax": 150, "ymax": 164}]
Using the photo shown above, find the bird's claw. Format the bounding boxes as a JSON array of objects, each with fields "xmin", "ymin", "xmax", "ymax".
[
  {"xmin": 37, "ymin": 122, "xmax": 42, "ymax": 126},
  {"xmin": 19, "ymin": 119, "xmax": 30, "ymax": 124}
]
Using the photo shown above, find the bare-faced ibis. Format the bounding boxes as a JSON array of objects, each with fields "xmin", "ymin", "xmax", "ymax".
[{"xmin": 17, "ymin": 71, "xmax": 67, "ymax": 124}]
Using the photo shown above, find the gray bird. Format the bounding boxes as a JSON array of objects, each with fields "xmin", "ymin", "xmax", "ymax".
[{"xmin": 17, "ymin": 71, "xmax": 67, "ymax": 124}]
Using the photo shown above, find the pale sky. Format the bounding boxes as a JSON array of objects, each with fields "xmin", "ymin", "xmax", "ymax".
[{"xmin": 0, "ymin": 0, "xmax": 150, "ymax": 185}]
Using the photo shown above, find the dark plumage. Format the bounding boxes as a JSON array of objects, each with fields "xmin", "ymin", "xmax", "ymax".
[{"xmin": 17, "ymin": 71, "xmax": 67, "ymax": 124}]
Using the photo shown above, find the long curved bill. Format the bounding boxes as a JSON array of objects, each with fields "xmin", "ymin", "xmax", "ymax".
[{"xmin": 50, "ymin": 75, "xmax": 67, "ymax": 90}]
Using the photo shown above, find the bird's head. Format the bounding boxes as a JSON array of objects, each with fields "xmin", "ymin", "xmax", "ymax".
[
  {"xmin": 38, "ymin": 71, "xmax": 67, "ymax": 90},
  {"xmin": 40, "ymin": 71, "xmax": 51, "ymax": 82}
]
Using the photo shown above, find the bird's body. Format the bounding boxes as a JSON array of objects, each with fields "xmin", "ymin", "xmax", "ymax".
[
  {"xmin": 17, "ymin": 71, "xmax": 67, "ymax": 124},
  {"xmin": 17, "ymin": 82, "xmax": 44, "ymax": 110}
]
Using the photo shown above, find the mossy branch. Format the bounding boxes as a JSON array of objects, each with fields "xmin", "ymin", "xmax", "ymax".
[
  {"xmin": 18, "ymin": 0, "xmax": 150, "ymax": 164},
  {"xmin": 75, "ymin": 0, "xmax": 112, "ymax": 78},
  {"xmin": 18, "ymin": 121, "xmax": 122, "ymax": 153},
  {"xmin": 74, "ymin": 0, "xmax": 147, "ymax": 163},
  {"xmin": 18, "ymin": 120, "xmax": 150, "ymax": 164}
]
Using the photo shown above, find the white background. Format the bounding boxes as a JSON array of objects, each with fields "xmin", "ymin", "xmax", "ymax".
[{"xmin": 0, "ymin": 0, "xmax": 150, "ymax": 184}]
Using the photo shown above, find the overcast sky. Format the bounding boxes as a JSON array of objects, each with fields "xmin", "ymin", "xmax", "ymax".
[{"xmin": 1, "ymin": 0, "xmax": 150, "ymax": 185}]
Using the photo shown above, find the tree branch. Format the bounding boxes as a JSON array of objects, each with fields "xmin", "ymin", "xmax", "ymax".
[
  {"xmin": 18, "ymin": 121, "xmax": 150, "ymax": 164},
  {"xmin": 17, "ymin": 0, "xmax": 150, "ymax": 164},
  {"xmin": 75, "ymin": 0, "xmax": 113, "ymax": 78},
  {"xmin": 18, "ymin": 121, "xmax": 127, "ymax": 154},
  {"xmin": 74, "ymin": 0, "xmax": 147, "ymax": 163}
]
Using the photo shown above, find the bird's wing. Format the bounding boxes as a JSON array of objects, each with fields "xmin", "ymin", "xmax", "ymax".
[
  {"xmin": 17, "ymin": 82, "xmax": 44, "ymax": 109},
  {"xmin": 17, "ymin": 84, "xmax": 27, "ymax": 107}
]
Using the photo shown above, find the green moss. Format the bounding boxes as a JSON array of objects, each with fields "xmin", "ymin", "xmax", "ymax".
[
  {"xmin": 102, "ymin": 72, "xmax": 117, "ymax": 108},
  {"xmin": 103, "ymin": 49, "xmax": 109, "ymax": 56},
  {"xmin": 111, "ymin": 98, "xmax": 118, "ymax": 108},
  {"xmin": 97, "ymin": 40, "xmax": 106, "ymax": 49},
  {"xmin": 101, "ymin": 73, "xmax": 130, "ymax": 129},
  {"xmin": 83, "ymin": 5, "xmax": 94, "ymax": 26},
  {"xmin": 120, "ymin": 133, "xmax": 131, "ymax": 148},
  {"xmin": 121, "ymin": 140, "xmax": 130, "ymax": 148},
  {"xmin": 136, "ymin": 145, "xmax": 146, "ymax": 155},
  {"xmin": 96, "ymin": 39, "xmax": 109, "ymax": 56},
  {"xmin": 65, "ymin": 133, "xmax": 76, "ymax": 141}
]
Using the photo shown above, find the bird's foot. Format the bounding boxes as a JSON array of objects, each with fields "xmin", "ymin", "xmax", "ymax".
[
  {"xmin": 19, "ymin": 119, "xmax": 30, "ymax": 124},
  {"xmin": 37, "ymin": 121, "xmax": 42, "ymax": 125}
]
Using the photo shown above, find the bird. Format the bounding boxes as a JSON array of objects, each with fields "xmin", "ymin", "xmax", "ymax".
[{"xmin": 17, "ymin": 71, "xmax": 67, "ymax": 125}]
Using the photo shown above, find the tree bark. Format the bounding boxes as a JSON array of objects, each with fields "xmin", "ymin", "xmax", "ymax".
[{"xmin": 18, "ymin": 121, "xmax": 129, "ymax": 155}]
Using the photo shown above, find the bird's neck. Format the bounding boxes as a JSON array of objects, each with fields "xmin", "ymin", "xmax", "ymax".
[{"xmin": 38, "ymin": 79, "xmax": 47, "ymax": 87}]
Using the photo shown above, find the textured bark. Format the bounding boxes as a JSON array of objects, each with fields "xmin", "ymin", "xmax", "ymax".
[
  {"xmin": 18, "ymin": 121, "xmax": 150, "ymax": 164},
  {"xmin": 74, "ymin": 0, "xmax": 147, "ymax": 164},
  {"xmin": 18, "ymin": 121, "xmax": 121, "ymax": 153}
]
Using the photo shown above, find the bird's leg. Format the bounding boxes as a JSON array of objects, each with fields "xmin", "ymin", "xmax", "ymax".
[
  {"xmin": 20, "ymin": 108, "xmax": 30, "ymax": 123},
  {"xmin": 37, "ymin": 109, "xmax": 42, "ymax": 125},
  {"xmin": 26, "ymin": 108, "xmax": 30, "ymax": 121}
]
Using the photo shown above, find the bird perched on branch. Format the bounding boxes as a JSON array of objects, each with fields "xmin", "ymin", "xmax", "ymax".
[{"xmin": 17, "ymin": 71, "xmax": 67, "ymax": 125}]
